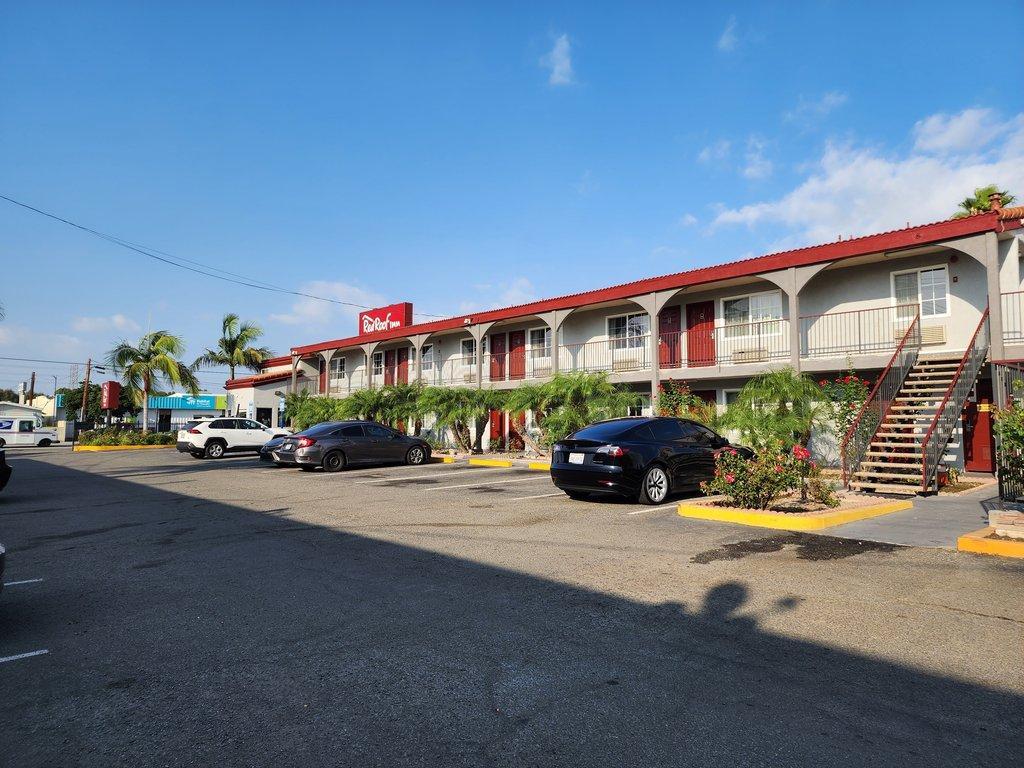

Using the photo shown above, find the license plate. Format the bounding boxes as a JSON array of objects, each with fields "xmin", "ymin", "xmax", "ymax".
[{"xmin": 568, "ymin": 452, "xmax": 585, "ymax": 465}]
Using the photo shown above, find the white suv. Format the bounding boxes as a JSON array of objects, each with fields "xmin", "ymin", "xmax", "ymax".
[{"xmin": 177, "ymin": 417, "xmax": 291, "ymax": 459}]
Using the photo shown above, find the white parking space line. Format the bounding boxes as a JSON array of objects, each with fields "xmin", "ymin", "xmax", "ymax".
[
  {"xmin": 507, "ymin": 492, "xmax": 563, "ymax": 501},
  {"xmin": 0, "ymin": 649, "xmax": 49, "ymax": 664},
  {"xmin": 355, "ymin": 467, "xmax": 506, "ymax": 484},
  {"xmin": 421, "ymin": 476, "xmax": 545, "ymax": 492},
  {"xmin": 3, "ymin": 578, "xmax": 44, "ymax": 586},
  {"xmin": 625, "ymin": 504, "xmax": 679, "ymax": 515}
]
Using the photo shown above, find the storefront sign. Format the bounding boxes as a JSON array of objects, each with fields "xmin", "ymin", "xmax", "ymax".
[
  {"xmin": 101, "ymin": 381, "xmax": 121, "ymax": 410},
  {"xmin": 146, "ymin": 394, "xmax": 226, "ymax": 410},
  {"xmin": 358, "ymin": 302, "xmax": 413, "ymax": 336}
]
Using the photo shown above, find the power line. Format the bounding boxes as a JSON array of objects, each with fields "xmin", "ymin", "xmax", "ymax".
[{"xmin": 0, "ymin": 193, "xmax": 448, "ymax": 320}]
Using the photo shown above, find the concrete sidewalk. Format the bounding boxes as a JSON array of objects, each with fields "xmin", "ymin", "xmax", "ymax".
[{"xmin": 827, "ymin": 484, "xmax": 1002, "ymax": 549}]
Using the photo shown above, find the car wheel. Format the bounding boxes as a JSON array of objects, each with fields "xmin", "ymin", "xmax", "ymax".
[
  {"xmin": 639, "ymin": 465, "xmax": 670, "ymax": 505},
  {"xmin": 204, "ymin": 441, "xmax": 226, "ymax": 459},
  {"xmin": 38, "ymin": 439, "xmax": 52, "ymax": 447},
  {"xmin": 322, "ymin": 451, "xmax": 345, "ymax": 472},
  {"xmin": 565, "ymin": 491, "xmax": 589, "ymax": 500},
  {"xmin": 406, "ymin": 446, "xmax": 427, "ymax": 465}
]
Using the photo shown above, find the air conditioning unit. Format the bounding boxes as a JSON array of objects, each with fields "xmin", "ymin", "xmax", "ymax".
[
  {"xmin": 920, "ymin": 325, "xmax": 947, "ymax": 345},
  {"xmin": 732, "ymin": 349, "xmax": 767, "ymax": 363},
  {"xmin": 612, "ymin": 356, "xmax": 643, "ymax": 371}
]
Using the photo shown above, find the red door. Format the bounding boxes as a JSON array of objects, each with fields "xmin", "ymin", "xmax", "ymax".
[
  {"xmin": 489, "ymin": 409, "xmax": 505, "ymax": 446},
  {"xmin": 509, "ymin": 331, "xmax": 526, "ymax": 380},
  {"xmin": 658, "ymin": 306, "xmax": 682, "ymax": 369},
  {"xmin": 686, "ymin": 301, "xmax": 716, "ymax": 367},
  {"xmin": 384, "ymin": 350, "xmax": 396, "ymax": 386},
  {"xmin": 397, "ymin": 348, "xmax": 409, "ymax": 384},
  {"xmin": 490, "ymin": 334, "xmax": 507, "ymax": 381},
  {"xmin": 963, "ymin": 380, "xmax": 995, "ymax": 473}
]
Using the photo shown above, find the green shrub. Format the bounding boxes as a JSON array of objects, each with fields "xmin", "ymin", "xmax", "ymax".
[{"xmin": 79, "ymin": 429, "xmax": 174, "ymax": 446}]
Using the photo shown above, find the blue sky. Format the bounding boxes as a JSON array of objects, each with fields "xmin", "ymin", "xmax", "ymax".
[{"xmin": 1, "ymin": 1, "xmax": 1022, "ymax": 392}]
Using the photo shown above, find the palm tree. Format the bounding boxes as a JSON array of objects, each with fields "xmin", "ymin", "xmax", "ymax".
[
  {"xmin": 417, "ymin": 386, "xmax": 499, "ymax": 453},
  {"xmin": 722, "ymin": 367, "xmax": 827, "ymax": 450},
  {"xmin": 504, "ymin": 382, "xmax": 551, "ymax": 456},
  {"xmin": 107, "ymin": 331, "xmax": 200, "ymax": 433},
  {"xmin": 538, "ymin": 372, "xmax": 640, "ymax": 444},
  {"xmin": 336, "ymin": 387, "xmax": 391, "ymax": 422},
  {"xmin": 952, "ymin": 185, "xmax": 1016, "ymax": 219},
  {"xmin": 194, "ymin": 313, "xmax": 273, "ymax": 379},
  {"xmin": 381, "ymin": 382, "xmax": 426, "ymax": 434}
]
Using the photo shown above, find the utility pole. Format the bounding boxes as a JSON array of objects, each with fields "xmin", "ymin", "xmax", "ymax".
[
  {"xmin": 78, "ymin": 358, "xmax": 92, "ymax": 422},
  {"xmin": 28, "ymin": 371, "xmax": 35, "ymax": 405}
]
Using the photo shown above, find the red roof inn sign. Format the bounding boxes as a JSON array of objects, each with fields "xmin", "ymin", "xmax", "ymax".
[{"xmin": 358, "ymin": 302, "xmax": 414, "ymax": 336}]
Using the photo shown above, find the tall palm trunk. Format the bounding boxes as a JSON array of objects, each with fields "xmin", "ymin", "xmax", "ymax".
[
  {"xmin": 141, "ymin": 375, "xmax": 150, "ymax": 433},
  {"xmin": 510, "ymin": 412, "xmax": 544, "ymax": 456}
]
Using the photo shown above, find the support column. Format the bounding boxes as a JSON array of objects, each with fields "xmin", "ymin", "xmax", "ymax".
[
  {"xmin": 538, "ymin": 309, "xmax": 571, "ymax": 375},
  {"xmin": 361, "ymin": 342, "xmax": 380, "ymax": 389},
  {"xmin": 470, "ymin": 323, "xmax": 495, "ymax": 388},
  {"xmin": 634, "ymin": 291, "xmax": 677, "ymax": 413},
  {"xmin": 318, "ymin": 349, "xmax": 338, "ymax": 396},
  {"xmin": 787, "ymin": 290, "xmax": 801, "ymax": 371},
  {"xmin": 289, "ymin": 355, "xmax": 299, "ymax": 393},
  {"xmin": 409, "ymin": 334, "xmax": 430, "ymax": 384},
  {"xmin": 984, "ymin": 231, "xmax": 1006, "ymax": 361}
]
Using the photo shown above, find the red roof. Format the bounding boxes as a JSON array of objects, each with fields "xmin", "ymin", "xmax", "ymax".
[
  {"xmin": 225, "ymin": 370, "xmax": 303, "ymax": 390},
  {"xmin": 260, "ymin": 355, "xmax": 292, "ymax": 370},
  {"xmin": 283, "ymin": 211, "xmax": 1019, "ymax": 359}
]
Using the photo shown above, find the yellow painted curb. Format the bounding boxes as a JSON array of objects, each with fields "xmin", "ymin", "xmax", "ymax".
[
  {"xmin": 676, "ymin": 500, "xmax": 913, "ymax": 531},
  {"xmin": 527, "ymin": 461, "xmax": 551, "ymax": 471},
  {"xmin": 468, "ymin": 458, "xmax": 514, "ymax": 468},
  {"xmin": 73, "ymin": 444, "xmax": 175, "ymax": 452},
  {"xmin": 957, "ymin": 527, "xmax": 1024, "ymax": 559},
  {"xmin": 440, "ymin": 456, "xmax": 457, "ymax": 464}
]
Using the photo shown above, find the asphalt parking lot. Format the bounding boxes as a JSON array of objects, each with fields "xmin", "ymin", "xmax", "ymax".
[{"xmin": 1, "ymin": 447, "xmax": 1022, "ymax": 767}]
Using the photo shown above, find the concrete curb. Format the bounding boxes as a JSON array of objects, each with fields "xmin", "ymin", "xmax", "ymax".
[
  {"xmin": 957, "ymin": 527, "xmax": 1024, "ymax": 559},
  {"xmin": 677, "ymin": 500, "xmax": 914, "ymax": 531},
  {"xmin": 73, "ymin": 444, "xmax": 175, "ymax": 452}
]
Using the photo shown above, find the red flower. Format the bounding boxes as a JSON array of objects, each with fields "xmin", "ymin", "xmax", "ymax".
[
  {"xmin": 819, "ymin": 379, "xmax": 827, "ymax": 387},
  {"xmin": 725, "ymin": 473, "xmax": 736, "ymax": 484},
  {"xmin": 792, "ymin": 444, "xmax": 811, "ymax": 461}
]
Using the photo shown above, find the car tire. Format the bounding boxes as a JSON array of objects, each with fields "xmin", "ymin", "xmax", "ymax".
[
  {"xmin": 638, "ymin": 465, "xmax": 670, "ymax": 505},
  {"xmin": 37, "ymin": 439, "xmax": 52, "ymax": 447},
  {"xmin": 322, "ymin": 451, "xmax": 345, "ymax": 472},
  {"xmin": 204, "ymin": 441, "xmax": 226, "ymax": 459},
  {"xmin": 565, "ymin": 491, "xmax": 589, "ymax": 500},
  {"xmin": 406, "ymin": 446, "xmax": 427, "ymax": 465}
]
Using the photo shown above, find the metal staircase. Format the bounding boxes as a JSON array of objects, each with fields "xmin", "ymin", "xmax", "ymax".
[{"xmin": 842, "ymin": 310, "xmax": 991, "ymax": 495}]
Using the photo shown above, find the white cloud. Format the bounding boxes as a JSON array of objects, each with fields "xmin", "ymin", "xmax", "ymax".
[
  {"xmin": 71, "ymin": 314, "xmax": 140, "ymax": 334},
  {"xmin": 458, "ymin": 277, "xmax": 538, "ymax": 313},
  {"xmin": 574, "ymin": 169, "xmax": 597, "ymax": 195},
  {"xmin": 717, "ymin": 16, "xmax": 738, "ymax": 52},
  {"xmin": 0, "ymin": 323, "xmax": 86, "ymax": 359},
  {"xmin": 742, "ymin": 136, "xmax": 773, "ymax": 179},
  {"xmin": 913, "ymin": 107, "xmax": 998, "ymax": 154},
  {"xmin": 697, "ymin": 139, "xmax": 731, "ymax": 164},
  {"xmin": 678, "ymin": 213, "xmax": 698, "ymax": 227},
  {"xmin": 269, "ymin": 280, "xmax": 388, "ymax": 327},
  {"xmin": 711, "ymin": 108, "xmax": 1024, "ymax": 247},
  {"xmin": 540, "ymin": 34, "xmax": 574, "ymax": 86},
  {"xmin": 783, "ymin": 91, "xmax": 848, "ymax": 124}
]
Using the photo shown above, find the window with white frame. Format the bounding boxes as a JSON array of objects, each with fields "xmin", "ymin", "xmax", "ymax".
[
  {"xmin": 372, "ymin": 351, "xmax": 383, "ymax": 376},
  {"xmin": 529, "ymin": 328, "xmax": 551, "ymax": 358},
  {"xmin": 893, "ymin": 266, "xmax": 949, "ymax": 320},
  {"xmin": 329, "ymin": 356, "xmax": 346, "ymax": 384},
  {"xmin": 421, "ymin": 344, "xmax": 434, "ymax": 371},
  {"xmin": 722, "ymin": 291, "xmax": 783, "ymax": 337},
  {"xmin": 723, "ymin": 389, "xmax": 741, "ymax": 407},
  {"xmin": 608, "ymin": 313, "xmax": 650, "ymax": 350},
  {"xmin": 460, "ymin": 338, "xmax": 476, "ymax": 366}
]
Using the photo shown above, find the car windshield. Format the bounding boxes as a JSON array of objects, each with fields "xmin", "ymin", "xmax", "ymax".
[{"xmin": 570, "ymin": 419, "xmax": 646, "ymax": 441}]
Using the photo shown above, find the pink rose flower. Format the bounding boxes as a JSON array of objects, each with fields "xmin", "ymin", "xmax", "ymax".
[{"xmin": 725, "ymin": 473, "xmax": 736, "ymax": 484}]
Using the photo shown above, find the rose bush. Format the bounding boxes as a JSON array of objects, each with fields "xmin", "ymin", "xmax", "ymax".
[
  {"xmin": 819, "ymin": 370, "xmax": 871, "ymax": 439},
  {"xmin": 701, "ymin": 440, "xmax": 839, "ymax": 510}
]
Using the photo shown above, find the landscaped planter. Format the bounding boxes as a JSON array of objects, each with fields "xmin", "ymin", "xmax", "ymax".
[
  {"xmin": 73, "ymin": 444, "xmax": 175, "ymax": 452},
  {"xmin": 677, "ymin": 496, "xmax": 913, "ymax": 531}
]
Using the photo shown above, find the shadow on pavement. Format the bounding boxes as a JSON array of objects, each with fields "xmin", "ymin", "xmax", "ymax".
[{"xmin": 0, "ymin": 458, "xmax": 1021, "ymax": 767}]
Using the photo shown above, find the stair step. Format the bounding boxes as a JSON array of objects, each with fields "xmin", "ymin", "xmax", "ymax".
[
  {"xmin": 895, "ymin": 396, "xmax": 943, "ymax": 403},
  {"xmin": 900, "ymin": 384, "xmax": 951, "ymax": 391},
  {"xmin": 861, "ymin": 460, "xmax": 921, "ymax": 468},
  {"xmin": 849, "ymin": 481, "xmax": 920, "ymax": 495},
  {"xmin": 883, "ymin": 414, "xmax": 934, "ymax": 421},
  {"xmin": 854, "ymin": 469, "xmax": 921, "ymax": 480},
  {"xmin": 874, "ymin": 432, "xmax": 925, "ymax": 439},
  {"xmin": 865, "ymin": 449, "xmax": 923, "ymax": 457},
  {"xmin": 914, "ymin": 361, "xmax": 960, "ymax": 368}
]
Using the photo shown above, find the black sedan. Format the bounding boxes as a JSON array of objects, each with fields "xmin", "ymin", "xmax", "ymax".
[
  {"xmin": 272, "ymin": 420, "xmax": 431, "ymax": 472},
  {"xmin": 550, "ymin": 417, "xmax": 753, "ymax": 504}
]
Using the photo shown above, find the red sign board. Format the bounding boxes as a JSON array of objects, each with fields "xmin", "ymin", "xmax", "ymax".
[
  {"xmin": 101, "ymin": 381, "xmax": 121, "ymax": 410},
  {"xmin": 358, "ymin": 302, "xmax": 413, "ymax": 336}
]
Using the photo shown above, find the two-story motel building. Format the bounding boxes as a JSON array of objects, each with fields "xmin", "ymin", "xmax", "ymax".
[{"xmin": 226, "ymin": 200, "xmax": 1024, "ymax": 488}]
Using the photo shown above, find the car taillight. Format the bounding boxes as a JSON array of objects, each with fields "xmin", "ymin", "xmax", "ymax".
[
  {"xmin": 297, "ymin": 436, "xmax": 316, "ymax": 448},
  {"xmin": 188, "ymin": 428, "xmax": 202, "ymax": 434},
  {"xmin": 598, "ymin": 445, "xmax": 627, "ymax": 457}
]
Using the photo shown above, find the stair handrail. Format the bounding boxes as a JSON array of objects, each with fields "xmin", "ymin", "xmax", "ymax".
[
  {"xmin": 919, "ymin": 309, "xmax": 991, "ymax": 491},
  {"xmin": 840, "ymin": 311, "xmax": 922, "ymax": 486}
]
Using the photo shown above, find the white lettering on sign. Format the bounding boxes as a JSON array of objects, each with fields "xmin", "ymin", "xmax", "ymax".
[{"xmin": 362, "ymin": 312, "xmax": 401, "ymax": 334}]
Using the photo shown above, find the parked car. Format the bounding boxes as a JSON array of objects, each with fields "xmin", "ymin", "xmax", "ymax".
[
  {"xmin": 272, "ymin": 420, "xmax": 430, "ymax": 472},
  {"xmin": 0, "ymin": 449, "xmax": 10, "ymax": 493},
  {"xmin": 0, "ymin": 417, "xmax": 60, "ymax": 447},
  {"xmin": 550, "ymin": 417, "xmax": 753, "ymax": 504},
  {"xmin": 176, "ymin": 417, "xmax": 291, "ymax": 459},
  {"xmin": 0, "ymin": 539, "xmax": 5, "ymax": 597}
]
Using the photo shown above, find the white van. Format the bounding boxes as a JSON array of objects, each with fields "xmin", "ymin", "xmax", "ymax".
[{"xmin": 0, "ymin": 414, "xmax": 60, "ymax": 447}]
